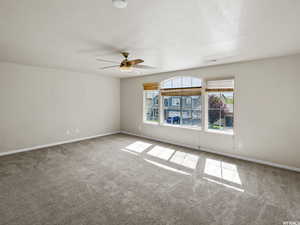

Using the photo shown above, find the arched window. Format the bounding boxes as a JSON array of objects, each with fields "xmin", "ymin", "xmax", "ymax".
[
  {"xmin": 161, "ymin": 76, "xmax": 201, "ymax": 89},
  {"xmin": 160, "ymin": 76, "xmax": 202, "ymax": 128}
]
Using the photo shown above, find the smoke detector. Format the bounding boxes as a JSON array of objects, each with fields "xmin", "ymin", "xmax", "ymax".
[{"xmin": 112, "ymin": 0, "xmax": 128, "ymax": 8}]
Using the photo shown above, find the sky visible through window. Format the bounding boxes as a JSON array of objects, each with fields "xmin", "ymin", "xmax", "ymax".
[{"xmin": 161, "ymin": 76, "xmax": 201, "ymax": 89}]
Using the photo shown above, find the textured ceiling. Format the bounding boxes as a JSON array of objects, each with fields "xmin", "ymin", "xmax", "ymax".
[{"xmin": 0, "ymin": 0, "xmax": 300, "ymax": 77}]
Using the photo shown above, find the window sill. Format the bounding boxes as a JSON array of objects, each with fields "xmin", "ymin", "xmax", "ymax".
[
  {"xmin": 205, "ymin": 129, "xmax": 234, "ymax": 136},
  {"xmin": 143, "ymin": 121, "xmax": 202, "ymax": 131},
  {"xmin": 143, "ymin": 121, "xmax": 234, "ymax": 136},
  {"xmin": 143, "ymin": 121, "xmax": 159, "ymax": 126},
  {"xmin": 161, "ymin": 123, "xmax": 202, "ymax": 131}
]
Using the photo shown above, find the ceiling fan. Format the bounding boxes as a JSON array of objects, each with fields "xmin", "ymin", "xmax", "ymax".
[{"xmin": 97, "ymin": 52, "xmax": 155, "ymax": 71}]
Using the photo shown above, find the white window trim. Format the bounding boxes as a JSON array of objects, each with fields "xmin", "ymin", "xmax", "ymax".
[
  {"xmin": 161, "ymin": 122, "xmax": 202, "ymax": 131},
  {"xmin": 205, "ymin": 129, "xmax": 234, "ymax": 136},
  {"xmin": 143, "ymin": 120, "xmax": 160, "ymax": 126}
]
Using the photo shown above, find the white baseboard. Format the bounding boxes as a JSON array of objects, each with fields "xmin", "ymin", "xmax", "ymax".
[
  {"xmin": 2, "ymin": 130, "xmax": 299, "ymax": 173},
  {"xmin": 120, "ymin": 130, "xmax": 300, "ymax": 173},
  {"xmin": 0, "ymin": 131, "xmax": 120, "ymax": 157}
]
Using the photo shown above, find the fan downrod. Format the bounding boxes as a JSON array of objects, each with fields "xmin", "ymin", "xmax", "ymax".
[{"xmin": 121, "ymin": 52, "xmax": 129, "ymax": 59}]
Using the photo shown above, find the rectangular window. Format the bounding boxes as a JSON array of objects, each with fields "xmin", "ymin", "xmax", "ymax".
[
  {"xmin": 143, "ymin": 90, "xmax": 159, "ymax": 123},
  {"xmin": 206, "ymin": 80, "xmax": 234, "ymax": 134},
  {"xmin": 163, "ymin": 95, "xmax": 202, "ymax": 128}
]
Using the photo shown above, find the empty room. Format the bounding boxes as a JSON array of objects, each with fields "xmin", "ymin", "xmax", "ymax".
[{"xmin": 0, "ymin": 0, "xmax": 300, "ymax": 224}]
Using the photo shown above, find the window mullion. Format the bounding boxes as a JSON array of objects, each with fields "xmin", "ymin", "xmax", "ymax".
[
  {"xmin": 180, "ymin": 96, "xmax": 183, "ymax": 125},
  {"xmin": 219, "ymin": 93, "xmax": 222, "ymax": 130},
  {"xmin": 160, "ymin": 94, "xmax": 163, "ymax": 125}
]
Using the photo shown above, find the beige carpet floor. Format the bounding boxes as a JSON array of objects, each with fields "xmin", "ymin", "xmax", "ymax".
[{"xmin": 0, "ymin": 133, "xmax": 299, "ymax": 225}]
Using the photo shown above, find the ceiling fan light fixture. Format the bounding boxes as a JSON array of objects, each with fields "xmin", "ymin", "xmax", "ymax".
[
  {"xmin": 120, "ymin": 66, "xmax": 132, "ymax": 72},
  {"xmin": 112, "ymin": 0, "xmax": 128, "ymax": 8}
]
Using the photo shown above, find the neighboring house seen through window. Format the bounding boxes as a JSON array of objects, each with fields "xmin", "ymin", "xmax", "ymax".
[
  {"xmin": 206, "ymin": 80, "xmax": 234, "ymax": 134},
  {"xmin": 161, "ymin": 77, "xmax": 202, "ymax": 128},
  {"xmin": 142, "ymin": 77, "xmax": 234, "ymax": 135},
  {"xmin": 144, "ymin": 90, "xmax": 159, "ymax": 123}
]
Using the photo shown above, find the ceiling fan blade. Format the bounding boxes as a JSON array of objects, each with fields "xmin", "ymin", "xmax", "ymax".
[
  {"xmin": 96, "ymin": 58, "xmax": 120, "ymax": 64},
  {"xmin": 99, "ymin": 65, "xmax": 120, "ymax": 70},
  {"xmin": 128, "ymin": 59, "xmax": 144, "ymax": 65},
  {"xmin": 133, "ymin": 64, "xmax": 156, "ymax": 70}
]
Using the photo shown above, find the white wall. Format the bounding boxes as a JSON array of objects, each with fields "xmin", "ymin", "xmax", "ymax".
[
  {"xmin": 0, "ymin": 62, "xmax": 120, "ymax": 153},
  {"xmin": 120, "ymin": 54, "xmax": 300, "ymax": 169}
]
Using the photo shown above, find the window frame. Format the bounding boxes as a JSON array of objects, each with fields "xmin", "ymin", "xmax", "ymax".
[
  {"xmin": 142, "ymin": 77, "xmax": 235, "ymax": 136},
  {"xmin": 143, "ymin": 90, "xmax": 160, "ymax": 125},
  {"xmin": 161, "ymin": 95, "xmax": 202, "ymax": 130},
  {"xmin": 160, "ymin": 76, "xmax": 203, "ymax": 129},
  {"xmin": 204, "ymin": 80, "xmax": 235, "ymax": 135}
]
